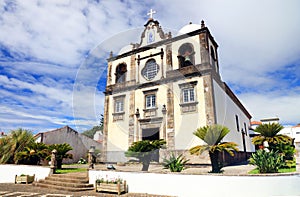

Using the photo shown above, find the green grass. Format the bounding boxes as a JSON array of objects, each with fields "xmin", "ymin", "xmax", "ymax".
[
  {"xmin": 55, "ymin": 168, "xmax": 87, "ymax": 174},
  {"xmin": 249, "ymin": 167, "xmax": 296, "ymax": 174}
]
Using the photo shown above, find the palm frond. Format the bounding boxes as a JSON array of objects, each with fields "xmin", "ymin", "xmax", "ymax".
[
  {"xmin": 254, "ymin": 123, "xmax": 283, "ymax": 137},
  {"xmin": 193, "ymin": 124, "xmax": 230, "ymax": 145},
  {"xmin": 189, "ymin": 145, "xmax": 210, "ymax": 155}
]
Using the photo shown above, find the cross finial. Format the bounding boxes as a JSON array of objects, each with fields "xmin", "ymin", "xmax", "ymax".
[{"xmin": 147, "ymin": 8, "xmax": 156, "ymax": 19}]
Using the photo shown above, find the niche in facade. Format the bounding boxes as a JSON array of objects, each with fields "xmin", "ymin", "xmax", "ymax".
[
  {"xmin": 178, "ymin": 43, "xmax": 195, "ymax": 68},
  {"xmin": 115, "ymin": 63, "xmax": 127, "ymax": 83}
]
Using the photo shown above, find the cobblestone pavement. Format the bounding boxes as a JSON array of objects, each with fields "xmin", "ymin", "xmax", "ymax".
[{"xmin": 0, "ymin": 183, "xmax": 173, "ymax": 197}]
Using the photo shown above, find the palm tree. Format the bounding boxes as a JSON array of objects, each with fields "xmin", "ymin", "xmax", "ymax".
[
  {"xmin": 190, "ymin": 124, "xmax": 239, "ymax": 173},
  {"xmin": 0, "ymin": 129, "xmax": 34, "ymax": 164},
  {"xmin": 16, "ymin": 142, "xmax": 49, "ymax": 165},
  {"xmin": 125, "ymin": 139, "xmax": 166, "ymax": 171},
  {"xmin": 252, "ymin": 123, "xmax": 292, "ymax": 148},
  {"xmin": 47, "ymin": 143, "xmax": 73, "ymax": 169}
]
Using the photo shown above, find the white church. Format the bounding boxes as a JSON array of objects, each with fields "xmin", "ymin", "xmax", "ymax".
[{"xmin": 102, "ymin": 10, "xmax": 255, "ymax": 163}]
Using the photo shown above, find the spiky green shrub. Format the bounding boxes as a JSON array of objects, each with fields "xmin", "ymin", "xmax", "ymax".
[
  {"xmin": 125, "ymin": 139, "xmax": 166, "ymax": 171},
  {"xmin": 190, "ymin": 124, "xmax": 239, "ymax": 173},
  {"xmin": 249, "ymin": 149, "xmax": 284, "ymax": 173},
  {"xmin": 163, "ymin": 153, "xmax": 189, "ymax": 172}
]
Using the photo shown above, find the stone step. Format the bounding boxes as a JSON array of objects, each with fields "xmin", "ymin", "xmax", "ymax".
[
  {"xmin": 33, "ymin": 182, "xmax": 94, "ymax": 192},
  {"xmin": 34, "ymin": 172, "xmax": 93, "ymax": 192},
  {"xmin": 50, "ymin": 172, "xmax": 88, "ymax": 179},
  {"xmin": 38, "ymin": 179, "xmax": 93, "ymax": 188},
  {"xmin": 45, "ymin": 176, "xmax": 89, "ymax": 184}
]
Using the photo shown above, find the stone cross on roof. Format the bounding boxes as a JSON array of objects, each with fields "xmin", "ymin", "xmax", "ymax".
[{"xmin": 147, "ymin": 8, "xmax": 156, "ymax": 19}]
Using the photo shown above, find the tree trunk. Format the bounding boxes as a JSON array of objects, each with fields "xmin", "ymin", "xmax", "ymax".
[
  {"xmin": 142, "ymin": 161, "xmax": 150, "ymax": 171},
  {"xmin": 209, "ymin": 151, "xmax": 221, "ymax": 173},
  {"xmin": 56, "ymin": 159, "xmax": 62, "ymax": 169}
]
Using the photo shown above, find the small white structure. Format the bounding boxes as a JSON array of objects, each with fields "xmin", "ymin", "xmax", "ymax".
[
  {"xmin": 102, "ymin": 11, "xmax": 255, "ymax": 163},
  {"xmin": 94, "ymin": 130, "xmax": 103, "ymax": 143},
  {"xmin": 280, "ymin": 124, "xmax": 300, "ymax": 158}
]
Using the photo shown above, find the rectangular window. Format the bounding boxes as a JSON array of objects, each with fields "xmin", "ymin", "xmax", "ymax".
[
  {"xmin": 244, "ymin": 122, "xmax": 247, "ymax": 136},
  {"xmin": 146, "ymin": 94, "xmax": 156, "ymax": 109},
  {"xmin": 178, "ymin": 81, "xmax": 198, "ymax": 113},
  {"xmin": 183, "ymin": 88, "xmax": 195, "ymax": 103},
  {"xmin": 235, "ymin": 115, "xmax": 239, "ymax": 132},
  {"xmin": 112, "ymin": 95, "xmax": 125, "ymax": 121},
  {"xmin": 115, "ymin": 99, "xmax": 124, "ymax": 113}
]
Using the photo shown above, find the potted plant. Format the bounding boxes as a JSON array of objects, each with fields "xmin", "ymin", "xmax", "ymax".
[
  {"xmin": 15, "ymin": 174, "xmax": 35, "ymax": 184},
  {"xmin": 95, "ymin": 176, "xmax": 127, "ymax": 195}
]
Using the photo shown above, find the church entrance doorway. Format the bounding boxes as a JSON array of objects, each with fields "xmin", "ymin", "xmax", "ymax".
[{"xmin": 142, "ymin": 128, "xmax": 160, "ymax": 162}]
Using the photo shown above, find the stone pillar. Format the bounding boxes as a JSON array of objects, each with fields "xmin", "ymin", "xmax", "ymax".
[
  {"xmin": 135, "ymin": 108, "xmax": 140, "ymax": 142},
  {"xmin": 50, "ymin": 149, "xmax": 57, "ymax": 174},
  {"xmin": 101, "ymin": 95, "xmax": 110, "ymax": 162},
  {"xmin": 128, "ymin": 91, "xmax": 135, "ymax": 145},
  {"xmin": 166, "ymin": 85, "xmax": 175, "ymax": 150},
  {"xmin": 203, "ymin": 75, "xmax": 216, "ymax": 125},
  {"xmin": 88, "ymin": 148, "xmax": 95, "ymax": 169},
  {"xmin": 161, "ymin": 104, "xmax": 167, "ymax": 140}
]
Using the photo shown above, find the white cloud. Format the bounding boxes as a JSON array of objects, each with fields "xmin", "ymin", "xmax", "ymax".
[
  {"xmin": 239, "ymin": 91, "xmax": 300, "ymax": 124},
  {"xmin": 0, "ymin": 0, "xmax": 300, "ymax": 132}
]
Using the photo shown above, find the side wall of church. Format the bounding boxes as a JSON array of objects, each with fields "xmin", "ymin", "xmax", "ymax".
[{"xmin": 213, "ymin": 80, "xmax": 255, "ymax": 152}]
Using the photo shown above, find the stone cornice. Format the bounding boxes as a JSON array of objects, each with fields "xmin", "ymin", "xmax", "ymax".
[{"xmin": 104, "ymin": 63, "xmax": 214, "ymax": 95}]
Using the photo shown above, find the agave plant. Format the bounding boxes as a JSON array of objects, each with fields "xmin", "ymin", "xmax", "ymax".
[
  {"xmin": 249, "ymin": 149, "xmax": 284, "ymax": 173},
  {"xmin": 190, "ymin": 124, "xmax": 239, "ymax": 173},
  {"xmin": 163, "ymin": 153, "xmax": 189, "ymax": 172}
]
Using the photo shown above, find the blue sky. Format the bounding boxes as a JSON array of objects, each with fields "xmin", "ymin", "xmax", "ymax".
[{"xmin": 0, "ymin": 0, "xmax": 300, "ymax": 133}]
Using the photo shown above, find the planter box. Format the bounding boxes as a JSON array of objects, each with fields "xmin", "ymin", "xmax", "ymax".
[
  {"xmin": 15, "ymin": 174, "xmax": 35, "ymax": 184},
  {"xmin": 95, "ymin": 181, "xmax": 127, "ymax": 195}
]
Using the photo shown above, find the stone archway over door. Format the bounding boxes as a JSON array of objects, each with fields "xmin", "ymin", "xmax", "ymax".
[{"xmin": 142, "ymin": 127, "xmax": 160, "ymax": 162}]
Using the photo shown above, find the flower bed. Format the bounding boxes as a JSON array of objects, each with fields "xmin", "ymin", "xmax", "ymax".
[
  {"xmin": 15, "ymin": 174, "xmax": 35, "ymax": 184},
  {"xmin": 95, "ymin": 176, "xmax": 127, "ymax": 195}
]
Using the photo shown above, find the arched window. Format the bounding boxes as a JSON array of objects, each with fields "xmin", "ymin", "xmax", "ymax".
[
  {"xmin": 115, "ymin": 63, "xmax": 127, "ymax": 83},
  {"xmin": 210, "ymin": 46, "xmax": 218, "ymax": 71},
  {"xmin": 210, "ymin": 46, "xmax": 215, "ymax": 60},
  {"xmin": 178, "ymin": 43, "xmax": 195, "ymax": 68}
]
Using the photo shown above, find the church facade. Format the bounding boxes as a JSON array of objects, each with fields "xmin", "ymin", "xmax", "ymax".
[{"xmin": 102, "ymin": 12, "xmax": 255, "ymax": 163}]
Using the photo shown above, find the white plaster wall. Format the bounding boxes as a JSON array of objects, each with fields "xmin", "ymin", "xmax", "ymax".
[
  {"xmin": 0, "ymin": 164, "xmax": 50, "ymax": 183},
  {"xmin": 89, "ymin": 170, "xmax": 300, "ymax": 197},
  {"xmin": 107, "ymin": 92, "xmax": 130, "ymax": 153},
  {"xmin": 213, "ymin": 80, "xmax": 255, "ymax": 152},
  {"xmin": 173, "ymin": 77, "xmax": 206, "ymax": 150}
]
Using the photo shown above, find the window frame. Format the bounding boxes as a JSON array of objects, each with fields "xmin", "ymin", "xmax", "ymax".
[
  {"xmin": 142, "ymin": 59, "xmax": 159, "ymax": 81},
  {"xmin": 145, "ymin": 94, "xmax": 156, "ymax": 109},
  {"xmin": 182, "ymin": 87, "xmax": 195, "ymax": 103},
  {"xmin": 142, "ymin": 88, "xmax": 158, "ymax": 117},
  {"xmin": 178, "ymin": 81, "xmax": 198, "ymax": 113},
  {"xmin": 112, "ymin": 95, "xmax": 125, "ymax": 121}
]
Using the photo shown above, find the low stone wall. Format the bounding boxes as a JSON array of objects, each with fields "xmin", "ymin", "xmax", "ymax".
[
  {"xmin": 105, "ymin": 150, "xmax": 252, "ymax": 165},
  {"xmin": 0, "ymin": 164, "xmax": 50, "ymax": 183},
  {"xmin": 89, "ymin": 170, "xmax": 300, "ymax": 197},
  {"xmin": 219, "ymin": 151, "xmax": 252, "ymax": 166}
]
